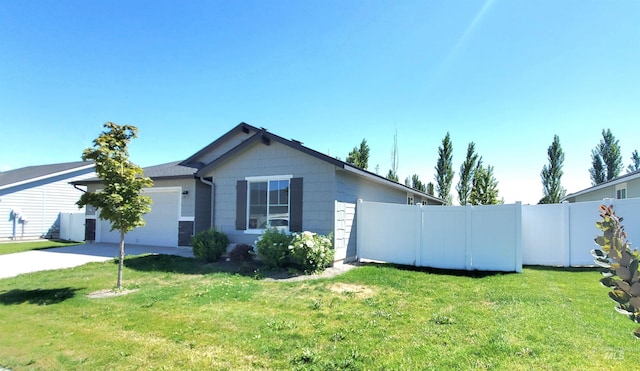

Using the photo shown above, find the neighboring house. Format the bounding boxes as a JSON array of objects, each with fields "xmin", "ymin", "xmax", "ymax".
[
  {"xmin": 562, "ymin": 170, "xmax": 640, "ymax": 203},
  {"xmin": 0, "ymin": 161, "xmax": 95, "ymax": 240},
  {"xmin": 75, "ymin": 123, "xmax": 444, "ymax": 260}
]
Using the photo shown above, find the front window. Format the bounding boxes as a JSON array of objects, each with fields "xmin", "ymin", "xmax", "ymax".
[
  {"xmin": 617, "ymin": 188, "xmax": 627, "ymax": 199},
  {"xmin": 248, "ymin": 179, "xmax": 290, "ymax": 231}
]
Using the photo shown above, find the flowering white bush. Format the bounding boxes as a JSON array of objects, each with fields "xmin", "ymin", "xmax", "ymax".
[{"xmin": 288, "ymin": 231, "xmax": 334, "ymax": 273}]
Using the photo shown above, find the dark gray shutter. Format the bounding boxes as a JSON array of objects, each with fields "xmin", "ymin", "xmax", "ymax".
[
  {"xmin": 236, "ymin": 180, "xmax": 247, "ymax": 230},
  {"xmin": 290, "ymin": 177, "xmax": 303, "ymax": 232}
]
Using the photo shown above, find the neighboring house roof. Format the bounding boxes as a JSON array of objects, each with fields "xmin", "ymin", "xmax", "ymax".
[
  {"xmin": 193, "ymin": 124, "xmax": 444, "ymax": 204},
  {"xmin": 0, "ymin": 161, "xmax": 94, "ymax": 191},
  {"xmin": 561, "ymin": 169, "xmax": 640, "ymax": 201},
  {"xmin": 72, "ymin": 161, "xmax": 196, "ymax": 185}
]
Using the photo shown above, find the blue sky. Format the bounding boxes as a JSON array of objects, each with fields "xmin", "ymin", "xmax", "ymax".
[{"xmin": 1, "ymin": 0, "xmax": 638, "ymax": 204}]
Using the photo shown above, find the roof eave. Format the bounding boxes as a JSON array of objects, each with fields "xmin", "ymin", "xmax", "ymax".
[{"xmin": 0, "ymin": 163, "xmax": 95, "ymax": 191}]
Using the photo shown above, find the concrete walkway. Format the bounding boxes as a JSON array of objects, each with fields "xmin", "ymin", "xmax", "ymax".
[{"xmin": 0, "ymin": 243, "xmax": 194, "ymax": 279}]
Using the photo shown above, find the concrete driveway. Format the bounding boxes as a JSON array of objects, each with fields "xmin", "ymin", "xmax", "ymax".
[{"xmin": 0, "ymin": 243, "xmax": 194, "ymax": 279}]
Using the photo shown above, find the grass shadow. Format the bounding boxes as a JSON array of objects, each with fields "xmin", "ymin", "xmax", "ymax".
[
  {"xmin": 123, "ymin": 254, "xmax": 262, "ymax": 276},
  {"xmin": 524, "ymin": 265, "xmax": 599, "ymax": 273},
  {"xmin": 0, "ymin": 287, "xmax": 83, "ymax": 305},
  {"xmin": 360, "ymin": 261, "xmax": 513, "ymax": 278},
  {"xmin": 123, "ymin": 254, "xmax": 306, "ymax": 280}
]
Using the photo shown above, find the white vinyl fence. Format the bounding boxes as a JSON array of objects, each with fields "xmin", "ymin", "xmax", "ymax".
[
  {"xmin": 522, "ymin": 198, "xmax": 640, "ymax": 266},
  {"xmin": 356, "ymin": 200, "xmax": 522, "ymax": 272},
  {"xmin": 354, "ymin": 198, "xmax": 640, "ymax": 272},
  {"xmin": 59, "ymin": 212, "xmax": 85, "ymax": 242},
  {"xmin": 334, "ymin": 201, "xmax": 357, "ymax": 262}
]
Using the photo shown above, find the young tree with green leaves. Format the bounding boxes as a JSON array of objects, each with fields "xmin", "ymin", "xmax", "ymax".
[
  {"xmin": 77, "ymin": 122, "xmax": 153, "ymax": 289},
  {"xmin": 627, "ymin": 150, "xmax": 640, "ymax": 174},
  {"xmin": 469, "ymin": 163, "xmax": 500, "ymax": 205},
  {"xmin": 590, "ymin": 129, "xmax": 622, "ymax": 185},
  {"xmin": 434, "ymin": 132, "xmax": 454, "ymax": 205},
  {"xmin": 539, "ymin": 135, "xmax": 566, "ymax": 204},
  {"xmin": 346, "ymin": 139, "xmax": 370, "ymax": 170},
  {"xmin": 456, "ymin": 142, "xmax": 478, "ymax": 205}
]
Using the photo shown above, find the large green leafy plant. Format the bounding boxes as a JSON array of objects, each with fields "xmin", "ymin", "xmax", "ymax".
[{"xmin": 591, "ymin": 204, "xmax": 640, "ymax": 338}]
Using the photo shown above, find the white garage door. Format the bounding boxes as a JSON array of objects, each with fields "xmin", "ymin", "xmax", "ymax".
[{"xmin": 98, "ymin": 188, "xmax": 180, "ymax": 247}]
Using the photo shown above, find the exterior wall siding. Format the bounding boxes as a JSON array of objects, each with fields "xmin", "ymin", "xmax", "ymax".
[
  {"xmin": 201, "ymin": 140, "xmax": 337, "ymax": 245},
  {"xmin": 0, "ymin": 171, "xmax": 94, "ymax": 239},
  {"xmin": 626, "ymin": 178, "xmax": 640, "ymax": 199},
  {"xmin": 335, "ymin": 170, "xmax": 407, "ymax": 204}
]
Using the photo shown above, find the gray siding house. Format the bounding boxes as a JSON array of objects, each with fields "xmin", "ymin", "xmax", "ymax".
[
  {"xmin": 562, "ymin": 170, "xmax": 640, "ymax": 203},
  {"xmin": 0, "ymin": 161, "xmax": 95, "ymax": 240},
  {"xmin": 77, "ymin": 123, "xmax": 444, "ymax": 260}
]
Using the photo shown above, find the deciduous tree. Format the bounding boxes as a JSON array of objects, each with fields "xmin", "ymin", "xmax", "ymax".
[
  {"xmin": 590, "ymin": 129, "xmax": 622, "ymax": 185},
  {"xmin": 346, "ymin": 139, "xmax": 370, "ymax": 170},
  {"xmin": 539, "ymin": 135, "xmax": 566, "ymax": 204},
  {"xmin": 469, "ymin": 163, "xmax": 500, "ymax": 205},
  {"xmin": 627, "ymin": 150, "xmax": 640, "ymax": 174},
  {"xmin": 387, "ymin": 129, "xmax": 399, "ymax": 182},
  {"xmin": 426, "ymin": 182, "xmax": 435, "ymax": 196},
  {"xmin": 411, "ymin": 174, "xmax": 426, "ymax": 192},
  {"xmin": 434, "ymin": 132, "xmax": 454, "ymax": 205},
  {"xmin": 77, "ymin": 122, "xmax": 153, "ymax": 289},
  {"xmin": 456, "ymin": 142, "xmax": 478, "ymax": 205}
]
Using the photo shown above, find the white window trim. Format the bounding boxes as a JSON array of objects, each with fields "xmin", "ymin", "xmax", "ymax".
[
  {"xmin": 244, "ymin": 175, "xmax": 292, "ymax": 235},
  {"xmin": 615, "ymin": 183, "xmax": 627, "ymax": 199}
]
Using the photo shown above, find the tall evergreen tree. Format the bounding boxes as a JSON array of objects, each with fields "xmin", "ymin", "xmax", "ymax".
[
  {"xmin": 434, "ymin": 132, "xmax": 454, "ymax": 205},
  {"xmin": 590, "ymin": 129, "xmax": 622, "ymax": 184},
  {"xmin": 456, "ymin": 142, "xmax": 478, "ymax": 205},
  {"xmin": 627, "ymin": 150, "xmax": 640, "ymax": 173},
  {"xmin": 539, "ymin": 135, "xmax": 566, "ymax": 204},
  {"xmin": 346, "ymin": 139, "xmax": 370, "ymax": 170},
  {"xmin": 469, "ymin": 163, "xmax": 500, "ymax": 205}
]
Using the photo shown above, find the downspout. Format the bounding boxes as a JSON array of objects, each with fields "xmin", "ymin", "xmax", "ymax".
[{"xmin": 198, "ymin": 177, "xmax": 215, "ymax": 228}]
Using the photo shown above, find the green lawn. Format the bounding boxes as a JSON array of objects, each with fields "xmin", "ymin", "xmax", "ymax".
[
  {"xmin": 0, "ymin": 240, "xmax": 83, "ymax": 256},
  {"xmin": 0, "ymin": 256, "xmax": 636, "ymax": 370}
]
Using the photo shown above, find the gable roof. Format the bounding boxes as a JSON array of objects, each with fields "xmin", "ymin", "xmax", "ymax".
[
  {"xmin": 562, "ymin": 169, "xmax": 640, "ymax": 201},
  {"xmin": 179, "ymin": 122, "xmax": 260, "ymax": 169},
  {"xmin": 0, "ymin": 161, "xmax": 94, "ymax": 191},
  {"xmin": 194, "ymin": 125, "xmax": 444, "ymax": 204},
  {"xmin": 72, "ymin": 161, "xmax": 196, "ymax": 185}
]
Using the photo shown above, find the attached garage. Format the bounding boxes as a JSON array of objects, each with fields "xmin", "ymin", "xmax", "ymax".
[{"xmin": 97, "ymin": 187, "xmax": 181, "ymax": 247}]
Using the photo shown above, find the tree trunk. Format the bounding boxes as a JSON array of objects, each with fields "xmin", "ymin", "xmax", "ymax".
[{"xmin": 117, "ymin": 230, "xmax": 125, "ymax": 289}]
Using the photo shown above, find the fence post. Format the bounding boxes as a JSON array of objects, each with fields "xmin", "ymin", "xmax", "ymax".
[
  {"xmin": 515, "ymin": 202, "xmax": 522, "ymax": 273},
  {"xmin": 465, "ymin": 205, "xmax": 473, "ymax": 270},
  {"xmin": 415, "ymin": 204, "xmax": 422, "ymax": 267},
  {"xmin": 562, "ymin": 202, "xmax": 571, "ymax": 267},
  {"xmin": 356, "ymin": 199, "xmax": 364, "ymax": 262}
]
